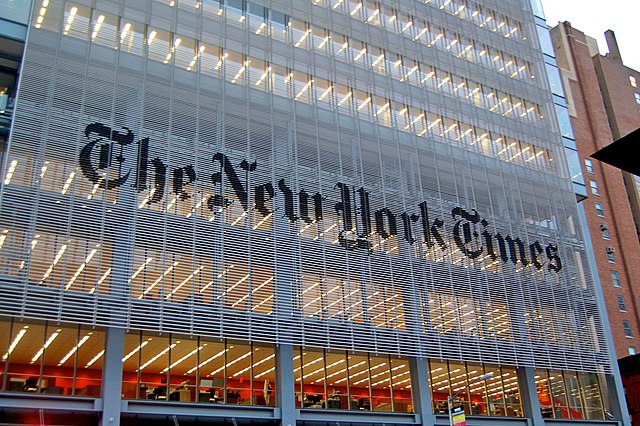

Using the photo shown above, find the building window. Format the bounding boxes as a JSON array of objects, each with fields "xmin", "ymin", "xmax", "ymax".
[
  {"xmin": 631, "ymin": 76, "xmax": 638, "ymax": 87},
  {"xmin": 595, "ymin": 202, "xmax": 604, "ymax": 217},
  {"xmin": 584, "ymin": 158, "xmax": 594, "ymax": 173},
  {"xmin": 606, "ymin": 248, "xmax": 616, "ymax": 263},
  {"xmin": 589, "ymin": 180, "xmax": 599, "ymax": 195},
  {"xmin": 0, "ymin": 318, "xmax": 105, "ymax": 396},
  {"xmin": 601, "ymin": 224, "xmax": 610, "ymax": 239},
  {"xmin": 534, "ymin": 369, "xmax": 605, "ymax": 420},
  {"xmin": 122, "ymin": 332, "xmax": 276, "ymax": 405},
  {"xmin": 635, "ymin": 93, "xmax": 640, "ymax": 104},
  {"xmin": 623, "ymin": 320, "xmax": 633, "ymax": 338},
  {"xmin": 296, "ymin": 348, "xmax": 413, "ymax": 413},
  {"xmin": 612, "ymin": 271, "xmax": 621, "ymax": 287},
  {"xmin": 629, "ymin": 346, "xmax": 637, "ymax": 355},
  {"xmin": 429, "ymin": 360, "xmax": 522, "ymax": 417},
  {"xmin": 618, "ymin": 295, "xmax": 627, "ymax": 311}
]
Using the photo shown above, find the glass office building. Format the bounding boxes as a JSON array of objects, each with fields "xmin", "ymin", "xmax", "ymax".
[{"xmin": 0, "ymin": 0, "xmax": 629, "ymax": 425}]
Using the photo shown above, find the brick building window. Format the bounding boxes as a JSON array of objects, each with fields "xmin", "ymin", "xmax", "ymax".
[
  {"xmin": 623, "ymin": 320, "xmax": 633, "ymax": 338},
  {"xmin": 635, "ymin": 93, "xmax": 640, "ymax": 104},
  {"xmin": 612, "ymin": 271, "xmax": 621, "ymax": 287},
  {"xmin": 629, "ymin": 346, "xmax": 637, "ymax": 355},
  {"xmin": 606, "ymin": 247, "xmax": 616, "ymax": 263},
  {"xmin": 584, "ymin": 158, "xmax": 594, "ymax": 173},
  {"xmin": 618, "ymin": 295, "xmax": 627, "ymax": 311},
  {"xmin": 589, "ymin": 180, "xmax": 599, "ymax": 195},
  {"xmin": 601, "ymin": 224, "xmax": 610, "ymax": 239},
  {"xmin": 631, "ymin": 76, "xmax": 637, "ymax": 87},
  {"xmin": 595, "ymin": 202, "xmax": 604, "ymax": 217}
]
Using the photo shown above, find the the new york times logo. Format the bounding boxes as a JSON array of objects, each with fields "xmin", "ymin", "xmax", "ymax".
[{"xmin": 78, "ymin": 123, "xmax": 562, "ymax": 272}]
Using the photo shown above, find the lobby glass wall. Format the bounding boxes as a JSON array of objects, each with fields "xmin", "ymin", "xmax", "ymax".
[
  {"xmin": 429, "ymin": 359, "xmax": 522, "ymax": 417},
  {"xmin": 0, "ymin": 318, "xmax": 104, "ymax": 396},
  {"xmin": 294, "ymin": 347, "xmax": 412, "ymax": 412},
  {"xmin": 121, "ymin": 331, "xmax": 275, "ymax": 406},
  {"xmin": 535, "ymin": 368, "xmax": 605, "ymax": 420},
  {"xmin": 0, "ymin": 317, "xmax": 614, "ymax": 419}
]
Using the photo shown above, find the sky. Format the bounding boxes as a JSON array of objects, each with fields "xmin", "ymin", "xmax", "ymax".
[{"xmin": 541, "ymin": 0, "xmax": 640, "ymax": 71}]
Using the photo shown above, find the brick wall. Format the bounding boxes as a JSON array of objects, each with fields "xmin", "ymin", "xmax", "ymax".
[{"xmin": 552, "ymin": 22, "xmax": 640, "ymax": 358}]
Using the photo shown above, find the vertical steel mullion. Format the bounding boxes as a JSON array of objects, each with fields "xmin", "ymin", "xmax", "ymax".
[
  {"xmin": 195, "ymin": 336, "xmax": 201, "ymax": 403},
  {"xmin": 322, "ymin": 349, "xmax": 328, "ymax": 408},
  {"xmin": 480, "ymin": 364, "xmax": 490, "ymax": 415},
  {"xmin": 223, "ymin": 340, "xmax": 228, "ymax": 404},
  {"xmin": 367, "ymin": 353, "xmax": 373, "ymax": 411},
  {"xmin": 445, "ymin": 360, "xmax": 452, "ymax": 404},
  {"xmin": 299, "ymin": 347, "xmax": 304, "ymax": 404},
  {"xmin": 38, "ymin": 322, "xmax": 47, "ymax": 394},
  {"xmin": 2, "ymin": 318, "xmax": 14, "ymax": 392},
  {"xmin": 463, "ymin": 362, "xmax": 471, "ymax": 414},
  {"xmin": 250, "ymin": 342, "xmax": 254, "ymax": 404},
  {"xmin": 388, "ymin": 355, "xmax": 395, "ymax": 412},
  {"xmin": 345, "ymin": 351, "xmax": 351, "ymax": 410},
  {"xmin": 166, "ymin": 333, "xmax": 172, "ymax": 402},
  {"xmin": 72, "ymin": 324, "xmax": 80, "ymax": 396},
  {"xmin": 136, "ymin": 331, "xmax": 143, "ymax": 400}
]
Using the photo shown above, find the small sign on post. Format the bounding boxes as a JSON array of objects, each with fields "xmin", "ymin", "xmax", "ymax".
[{"xmin": 451, "ymin": 405, "xmax": 466, "ymax": 426}]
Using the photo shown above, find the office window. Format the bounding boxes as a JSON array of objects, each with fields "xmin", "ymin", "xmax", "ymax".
[
  {"xmin": 618, "ymin": 295, "xmax": 626, "ymax": 311},
  {"xmin": 589, "ymin": 180, "xmax": 599, "ymax": 195},
  {"xmin": 612, "ymin": 271, "xmax": 621, "ymax": 287},
  {"xmin": 90, "ymin": 10, "xmax": 119, "ymax": 49},
  {"xmin": 0, "ymin": 318, "xmax": 104, "ymax": 396},
  {"xmin": 623, "ymin": 320, "xmax": 633, "ymax": 338},
  {"xmin": 577, "ymin": 372, "xmax": 605, "ymax": 420},
  {"xmin": 595, "ymin": 202, "xmax": 604, "ymax": 217},
  {"xmin": 629, "ymin": 346, "xmax": 637, "ymax": 355},
  {"xmin": 606, "ymin": 248, "xmax": 615, "ymax": 263},
  {"xmin": 631, "ymin": 76, "xmax": 638, "ymax": 87},
  {"xmin": 429, "ymin": 360, "xmax": 522, "ymax": 417},
  {"xmin": 584, "ymin": 158, "xmax": 594, "ymax": 173},
  {"xmin": 122, "ymin": 333, "xmax": 275, "ymax": 405},
  {"xmin": 535, "ymin": 369, "xmax": 604, "ymax": 420},
  {"xmin": 295, "ymin": 348, "xmax": 412, "ymax": 412},
  {"xmin": 601, "ymin": 224, "xmax": 610, "ymax": 240},
  {"xmin": 635, "ymin": 93, "xmax": 640, "ymax": 104},
  {"xmin": 364, "ymin": 1, "xmax": 381, "ymax": 26},
  {"xmin": 564, "ymin": 371, "xmax": 585, "ymax": 419}
]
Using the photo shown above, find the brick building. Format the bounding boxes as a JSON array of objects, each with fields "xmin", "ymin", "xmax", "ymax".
[
  {"xmin": 592, "ymin": 36, "xmax": 640, "ymax": 244},
  {"xmin": 551, "ymin": 22, "xmax": 640, "ymax": 359}
]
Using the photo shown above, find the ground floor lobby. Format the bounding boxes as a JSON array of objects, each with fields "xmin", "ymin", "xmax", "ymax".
[{"xmin": 0, "ymin": 318, "xmax": 626, "ymax": 426}]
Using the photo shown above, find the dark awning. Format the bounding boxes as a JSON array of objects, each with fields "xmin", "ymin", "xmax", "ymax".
[{"xmin": 592, "ymin": 127, "xmax": 640, "ymax": 176}]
